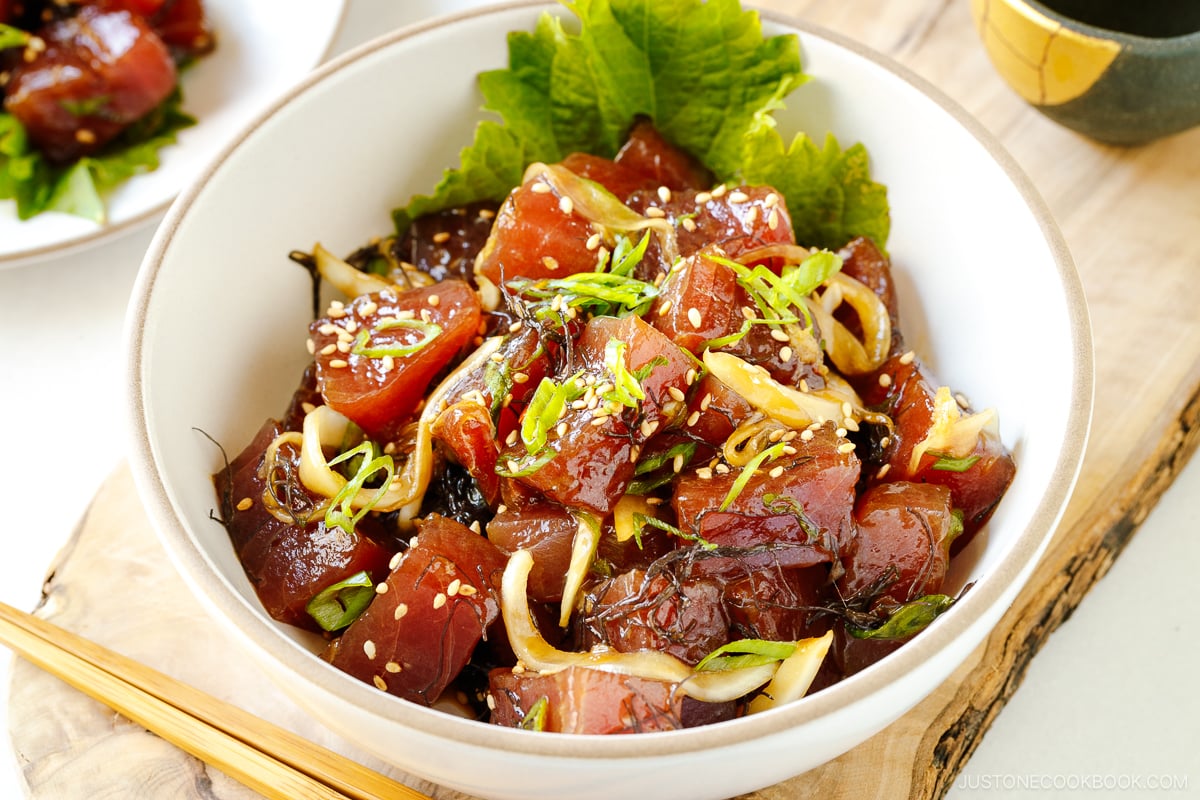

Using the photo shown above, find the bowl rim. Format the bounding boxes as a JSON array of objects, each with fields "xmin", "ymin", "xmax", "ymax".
[
  {"xmin": 1020, "ymin": 0, "xmax": 1200, "ymax": 48},
  {"xmin": 127, "ymin": 0, "xmax": 1094, "ymax": 762}
]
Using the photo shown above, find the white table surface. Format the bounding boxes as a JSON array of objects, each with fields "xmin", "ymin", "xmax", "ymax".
[{"xmin": 1, "ymin": 1, "xmax": 1196, "ymax": 797}]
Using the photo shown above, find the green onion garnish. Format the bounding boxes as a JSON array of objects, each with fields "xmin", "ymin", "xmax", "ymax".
[
  {"xmin": 351, "ymin": 317, "xmax": 442, "ymax": 358},
  {"xmin": 0, "ymin": 24, "xmax": 32, "ymax": 50},
  {"xmin": 847, "ymin": 594, "xmax": 955, "ymax": 640},
  {"xmin": 694, "ymin": 639, "xmax": 797, "ymax": 672},
  {"xmin": 718, "ymin": 442, "xmax": 788, "ymax": 511},
  {"xmin": 519, "ymin": 696, "xmax": 550, "ymax": 731},
  {"xmin": 521, "ymin": 373, "xmax": 585, "ymax": 455},
  {"xmin": 929, "ymin": 453, "xmax": 981, "ymax": 472},
  {"xmin": 305, "ymin": 571, "xmax": 376, "ymax": 632},
  {"xmin": 324, "ymin": 442, "xmax": 396, "ymax": 534}
]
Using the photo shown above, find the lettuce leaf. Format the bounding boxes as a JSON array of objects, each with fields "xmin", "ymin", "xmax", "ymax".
[
  {"xmin": 0, "ymin": 88, "xmax": 195, "ymax": 224},
  {"xmin": 392, "ymin": 0, "xmax": 890, "ymax": 251}
]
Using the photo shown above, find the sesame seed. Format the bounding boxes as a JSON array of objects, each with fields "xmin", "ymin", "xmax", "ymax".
[
  {"xmin": 427, "ymin": 294, "xmax": 440, "ymax": 307},
  {"xmin": 420, "ymin": 309, "xmax": 432, "ymax": 323},
  {"xmin": 668, "ymin": 386, "xmax": 686, "ymax": 402},
  {"xmin": 382, "ymin": 355, "xmax": 395, "ymax": 372},
  {"xmin": 542, "ymin": 256, "xmax": 559, "ymax": 271},
  {"xmin": 659, "ymin": 299, "xmax": 673, "ymax": 315},
  {"xmin": 779, "ymin": 346, "xmax": 793, "ymax": 363},
  {"xmin": 385, "ymin": 661, "xmax": 402, "ymax": 673},
  {"xmin": 685, "ymin": 368, "xmax": 697, "ymax": 385},
  {"xmin": 770, "ymin": 328, "xmax": 790, "ymax": 342},
  {"xmin": 586, "ymin": 233, "xmax": 602, "ymax": 250},
  {"xmin": 768, "ymin": 465, "xmax": 785, "ymax": 479},
  {"xmin": 782, "ymin": 431, "xmax": 797, "ymax": 442},
  {"xmin": 640, "ymin": 420, "xmax": 659, "ymax": 438},
  {"xmin": 236, "ymin": 497, "xmax": 253, "ymax": 511},
  {"xmin": 745, "ymin": 206, "xmax": 759, "ymax": 225},
  {"xmin": 764, "ymin": 193, "xmax": 779, "ymax": 208},
  {"xmin": 879, "ymin": 373, "xmax": 893, "ymax": 388},
  {"xmin": 715, "ymin": 463, "xmax": 730, "ymax": 475},
  {"xmin": 375, "ymin": 582, "xmax": 389, "ymax": 594},
  {"xmin": 329, "ymin": 359, "xmax": 349, "ymax": 368},
  {"xmin": 768, "ymin": 429, "xmax": 784, "ymax": 442},
  {"xmin": 74, "ymin": 128, "xmax": 96, "ymax": 144},
  {"xmin": 842, "ymin": 402, "xmax": 854, "ymax": 418},
  {"xmin": 459, "ymin": 584, "xmax": 478, "ymax": 596},
  {"xmin": 373, "ymin": 675, "xmax": 388, "ymax": 691},
  {"xmin": 681, "ymin": 217, "xmax": 698, "ymax": 232},
  {"xmin": 359, "ymin": 301, "xmax": 378, "ymax": 317},
  {"xmin": 432, "ymin": 231, "xmax": 451, "ymax": 244},
  {"xmin": 955, "ymin": 392, "xmax": 970, "ymax": 409},
  {"xmin": 397, "ymin": 309, "xmax": 416, "ymax": 320},
  {"xmin": 556, "ymin": 422, "xmax": 568, "ymax": 437},
  {"xmin": 559, "ymin": 196, "xmax": 574, "ymax": 215},
  {"xmin": 531, "ymin": 181, "xmax": 552, "ymax": 194},
  {"xmin": 645, "ymin": 207, "xmax": 666, "ymax": 219},
  {"xmin": 486, "ymin": 694, "xmax": 497, "ymax": 710},
  {"xmin": 729, "ymin": 190, "xmax": 750, "ymax": 203},
  {"xmin": 305, "ymin": 338, "xmax": 316, "ymax": 354},
  {"xmin": 389, "ymin": 553, "xmax": 403, "ymax": 570},
  {"xmin": 799, "ymin": 379, "xmax": 810, "ymax": 393},
  {"xmin": 741, "ymin": 306, "xmax": 756, "ymax": 321},
  {"xmin": 837, "ymin": 442, "xmax": 856, "ymax": 454},
  {"xmin": 447, "ymin": 579, "xmax": 462, "ymax": 597},
  {"xmin": 673, "ymin": 454, "xmax": 685, "ymax": 473},
  {"xmin": 782, "ymin": 446, "xmax": 797, "ymax": 456},
  {"xmin": 800, "ymin": 429, "xmax": 815, "ymax": 442},
  {"xmin": 317, "ymin": 323, "xmax": 337, "ymax": 335},
  {"xmin": 657, "ymin": 186, "xmax": 672, "ymax": 203},
  {"xmin": 469, "ymin": 520, "xmax": 482, "ymax": 534},
  {"xmin": 711, "ymin": 184, "xmax": 727, "ymax": 198},
  {"xmin": 899, "ymin": 350, "xmax": 916, "ymax": 365},
  {"xmin": 687, "ymin": 307, "xmax": 702, "ymax": 328},
  {"xmin": 504, "ymin": 430, "xmax": 518, "ymax": 446},
  {"xmin": 700, "ymin": 393, "xmax": 712, "ymax": 411},
  {"xmin": 394, "ymin": 603, "xmax": 409, "ymax": 620},
  {"xmin": 508, "ymin": 321, "xmax": 524, "ymax": 333},
  {"xmin": 687, "ymin": 410, "xmax": 701, "ymax": 427},
  {"xmin": 512, "ymin": 372, "xmax": 530, "ymax": 384},
  {"xmin": 695, "ymin": 191, "xmax": 712, "ymax": 204},
  {"xmin": 363, "ymin": 640, "xmax": 377, "ymax": 660},
  {"xmin": 491, "ymin": 351, "xmax": 505, "ymax": 362},
  {"xmin": 591, "ymin": 416, "xmax": 609, "ymax": 426},
  {"xmin": 836, "ymin": 427, "xmax": 848, "ymax": 438},
  {"xmin": 479, "ymin": 209, "xmax": 495, "ymax": 220},
  {"xmin": 879, "ymin": 436, "xmax": 892, "ymax": 449},
  {"xmin": 877, "ymin": 464, "xmax": 891, "ymax": 479},
  {"xmin": 318, "ymin": 343, "xmax": 336, "ymax": 355},
  {"xmin": 328, "ymin": 307, "xmax": 346, "ymax": 320},
  {"xmin": 768, "ymin": 208, "xmax": 780, "ymax": 230},
  {"xmin": 696, "ymin": 467, "xmax": 713, "ymax": 479},
  {"xmin": 433, "ymin": 593, "xmax": 447, "ymax": 609},
  {"xmin": 629, "ymin": 446, "xmax": 641, "ymax": 464}
]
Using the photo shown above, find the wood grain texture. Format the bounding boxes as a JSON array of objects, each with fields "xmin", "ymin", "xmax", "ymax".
[{"xmin": 10, "ymin": 2, "xmax": 1200, "ymax": 799}]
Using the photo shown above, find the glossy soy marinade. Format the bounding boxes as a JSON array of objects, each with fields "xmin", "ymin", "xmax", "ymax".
[{"xmin": 213, "ymin": 117, "xmax": 1016, "ymax": 734}]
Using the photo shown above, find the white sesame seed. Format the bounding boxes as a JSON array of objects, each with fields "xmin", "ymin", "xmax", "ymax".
[
  {"xmin": 394, "ymin": 603, "xmax": 409, "ymax": 620},
  {"xmin": 512, "ymin": 372, "xmax": 530, "ymax": 384},
  {"xmin": 687, "ymin": 410, "xmax": 702, "ymax": 427},
  {"xmin": 645, "ymin": 207, "xmax": 666, "ymax": 219},
  {"xmin": 586, "ymin": 233, "xmax": 602, "ymax": 250},
  {"xmin": 711, "ymin": 184, "xmax": 727, "ymax": 198},
  {"xmin": 779, "ymin": 346, "xmax": 793, "ymax": 363},
  {"xmin": 836, "ymin": 427, "xmax": 848, "ymax": 438},
  {"xmin": 657, "ymin": 186, "xmax": 672, "ymax": 203},
  {"xmin": 695, "ymin": 191, "xmax": 712, "ymax": 204},
  {"xmin": 768, "ymin": 465, "xmax": 785, "ymax": 479},
  {"xmin": 687, "ymin": 307, "xmax": 702, "ymax": 328},
  {"xmin": 427, "ymin": 294, "xmax": 440, "ymax": 307},
  {"xmin": 764, "ymin": 193, "xmax": 779, "ymax": 208},
  {"xmin": 879, "ymin": 373, "xmax": 893, "ymax": 388},
  {"xmin": 433, "ymin": 593, "xmax": 447, "ymax": 609},
  {"xmin": 741, "ymin": 305, "xmax": 756, "ymax": 321},
  {"xmin": 486, "ymin": 693, "xmax": 497, "ymax": 710},
  {"xmin": 714, "ymin": 463, "xmax": 730, "ymax": 475},
  {"xmin": 700, "ymin": 393, "xmax": 712, "ymax": 411},
  {"xmin": 659, "ymin": 299, "xmax": 673, "ymax": 315},
  {"xmin": 432, "ymin": 231, "xmax": 451, "ymax": 244},
  {"xmin": 879, "ymin": 436, "xmax": 892, "ymax": 449},
  {"xmin": 542, "ymin": 256, "xmax": 559, "ymax": 271},
  {"xmin": 800, "ymin": 429, "xmax": 815, "ymax": 442},
  {"xmin": 459, "ymin": 584, "xmax": 478, "ymax": 596},
  {"xmin": 640, "ymin": 420, "xmax": 659, "ymax": 438},
  {"xmin": 696, "ymin": 467, "xmax": 713, "ymax": 479},
  {"xmin": 681, "ymin": 217, "xmax": 698, "ymax": 232},
  {"xmin": 591, "ymin": 416, "xmax": 609, "ymax": 426},
  {"xmin": 559, "ymin": 196, "xmax": 574, "ymax": 215},
  {"xmin": 673, "ymin": 454, "xmax": 685, "ymax": 473},
  {"xmin": 668, "ymin": 386, "xmax": 686, "ymax": 402},
  {"xmin": 768, "ymin": 208, "xmax": 779, "ymax": 230},
  {"xmin": 729, "ymin": 190, "xmax": 749, "ymax": 203},
  {"xmin": 389, "ymin": 553, "xmax": 403, "ymax": 570},
  {"xmin": 317, "ymin": 323, "xmax": 337, "ymax": 335},
  {"xmin": 877, "ymin": 464, "xmax": 891, "ymax": 479},
  {"xmin": 770, "ymin": 328, "xmax": 790, "ymax": 342},
  {"xmin": 375, "ymin": 582, "xmax": 389, "ymax": 595},
  {"xmin": 685, "ymin": 368, "xmax": 697, "ymax": 385},
  {"xmin": 236, "ymin": 497, "xmax": 253, "ymax": 511},
  {"xmin": 447, "ymin": 578, "xmax": 462, "ymax": 597},
  {"xmin": 745, "ymin": 206, "xmax": 759, "ymax": 225},
  {"xmin": 373, "ymin": 675, "xmax": 388, "ymax": 691},
  {"xmin": 359, "ymin": 301, "xmax": 378, "ymax": 317},
  {"xmin": 899, "ymin": 350, "xmax": 916, "ymax": 365},
  {"xmin": 329, "ymin": 359, "xmax": 349, "ymax": 369},
  {"xmin": 420, "ymin": 309, "xmax": 433, "ymax": 323},
  {"xmin": 363, "ymin": 640, "xmax": 377, "ymax": 660},
  {"xmin": 385, "ymin": 661, "xmax": 402, "ymax": 673},
  {"xmin": 305, "ymin": 338, "xmax": 316, "ymax": 354},
  {"xmin": 556, "ymin": 422, "xmax": 568, "ymax": 437},
  {"xmin": 531, "ymin": 181, "xmax": 552, "ymax": 194},
  {"xmin": 837, "ymin": 442, "xmax": 856, "ymax": 454}
]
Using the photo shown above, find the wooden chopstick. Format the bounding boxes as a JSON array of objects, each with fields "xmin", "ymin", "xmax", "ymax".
[{"xmin": 0, "ymin": 601, "xmax": 431, "ymax": 800}]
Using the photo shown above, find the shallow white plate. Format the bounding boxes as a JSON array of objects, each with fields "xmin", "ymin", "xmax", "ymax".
[{"xmin": 0, "ymin": 0, "xmax": 347, "ymax": 269}]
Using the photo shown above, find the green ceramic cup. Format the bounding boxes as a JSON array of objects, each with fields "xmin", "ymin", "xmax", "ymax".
[{"xmin": 971, "ymin": 0, "xmax": 1200, "ymax": 145}]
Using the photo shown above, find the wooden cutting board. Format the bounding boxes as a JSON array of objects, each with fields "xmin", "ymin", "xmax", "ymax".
[{"xmin": 10, "ymin": 1, "xmax": 1200, "ymax": 797}]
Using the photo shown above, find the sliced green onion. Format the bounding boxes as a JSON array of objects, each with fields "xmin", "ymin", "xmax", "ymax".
[
  {"xmin": 609, "ymin": 231, "xmax": 652, "ymax": 277},
  {"xmin": 694, "ymin": 639, "xmax": 797, "ymax": 673},
  {"xmin": 601, "ymin": 339, "xmax": 645, "ymax": 409},
  {"xmin": 929, "ymin": 453, "xmax": 981, "ymax": 472},
  {"xmin": 631, "ymin": 513, "xmax": 716, "ymax": 550},
  {"xmin": 495, "ymin": 449, "xmax": 558, "ymax": 478},
  {"xmin": 324, "ymin": 442, "xmax": 396, "ymax": 533},
  {"xmin": 847, "ymin": 594, "xmax": 955, "ymax": 640},
  {"xmin": 305, "ymin": 571, "xmax": 376, "ymax": 632},
  {"xmin": 521, "ymin": 374, "xmax": 584, "ymax": 455},
  {"xmin": 718, "ymin": 441, "xmax": 788, "ymax": 511},
  {"xmin": 351, "ymin": 317, "xmax": 442, "ymax": 359},
  {"xmin": 508, "ymin": 271, "xmax": 658, "ymax": 318},
  {"xmin": 634, "ymin": 441, "xmax": 697, "ymax": 476},
  {"xmin": 519, "ymin": 696, "xmax": 549, "ymax": 731},
  {"xmin": 0, "ymin": 24, "xmax": 32, "ymax": 50}
]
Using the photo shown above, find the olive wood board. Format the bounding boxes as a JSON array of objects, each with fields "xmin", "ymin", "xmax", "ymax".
[{"xmin": 11, "ymin": 0, "xmax": 1200, "ymax": 797}]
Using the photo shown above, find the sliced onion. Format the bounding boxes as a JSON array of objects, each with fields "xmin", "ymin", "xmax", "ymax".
[
  {"xmin": 747, "ymin": 631, "xmax": 833, "ymax": 714},
  {"xmin": 558, "ymin": 513, "xmax": 600, "ymax": 627},
  {"xmin": 703, "ymin": 350, "xmax": 849, "ymax": 428},
  {"xmin": 804, "ymin": 272, "xmax": 891, "ymax": 375},
  {"xmin": 908, "ymin": 386, "xmax": 999, "ymax": 473},
  {"xmin": 612, "ymin": 493, "xmax": 657, "ymax": 543},
  {"xmin": 722, "ymin": 416, "xmax": 784, "ymax": 467},
  {"xmin": 312, "ymin": 243, "xmax": 394, "ymax": 299},
  {"xmin": 501, "ymin": 550, "xmax": 778, "ymax": 702}
]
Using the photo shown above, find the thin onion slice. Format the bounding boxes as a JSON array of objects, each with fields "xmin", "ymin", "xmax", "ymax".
[
  {"xmin": 804, "ymin": 272, "xmax": 891, "ymax": 376},
  {"xmin": 747, "ymin": 631, "xmax": 833, "ymax": 714},
  {"xmin": 558, "ymin": 514, "xmax": 600, "ymax": 627},
  {"xmin": 312, "ymin": 243, "xmax": 393, "ymax": 299},
  {"xmin": 703, "ymin": 350, "xmax": 849, "ymax": 428},
  {"xmin": 908, "ymin": 385, "xmax": 999, "ymax": 473},
  {"xmin": 501, "ymin": 550, "xmax": 778, "ymax": 703}
]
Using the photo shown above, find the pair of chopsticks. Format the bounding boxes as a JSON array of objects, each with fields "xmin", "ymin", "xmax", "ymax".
[{"xmin": 0, "ymin": 600, "xmax": 432, "ymax": 800}]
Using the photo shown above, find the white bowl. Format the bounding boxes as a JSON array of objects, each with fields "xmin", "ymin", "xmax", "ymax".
[{"xmin": 126, "ymin": 3, "xmax": 1093, "ymax": 799}]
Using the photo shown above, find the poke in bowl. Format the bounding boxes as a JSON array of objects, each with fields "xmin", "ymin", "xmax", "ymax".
[{"xmin": 127, "ymin": 1, "xmax": 1092, "ymax": 798}]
